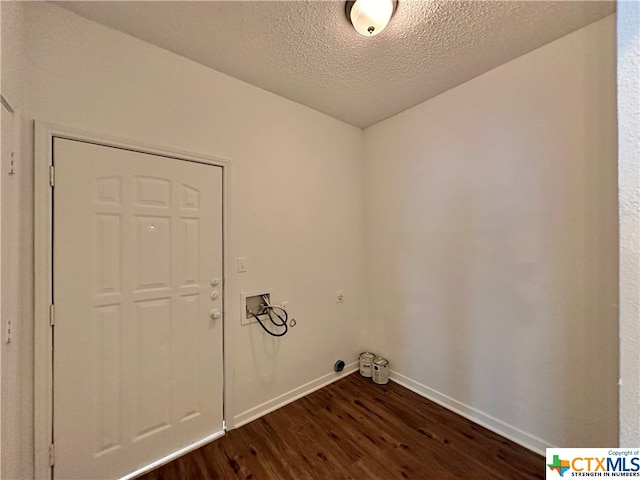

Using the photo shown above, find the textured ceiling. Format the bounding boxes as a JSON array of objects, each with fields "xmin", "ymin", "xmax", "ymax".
[{"xmin": 56, "ymin": 1, "xmax": 615, "ymax": 128}]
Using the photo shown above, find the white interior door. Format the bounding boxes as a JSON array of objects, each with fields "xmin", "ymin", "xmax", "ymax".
[{"xmin": 53, "ymin": 138, "xmax": 224, "ymax": 479}]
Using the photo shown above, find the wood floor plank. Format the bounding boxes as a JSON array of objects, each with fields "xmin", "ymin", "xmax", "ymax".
[{"xmin": 139, "ymin": 373, "xmax": 545, "ymax": 480}]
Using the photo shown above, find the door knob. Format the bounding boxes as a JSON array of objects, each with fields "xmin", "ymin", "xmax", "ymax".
[
  {"xmin": 209, "ymin": 309, "xmax": 221, "ymax": 320},
  {"xmin": 210, "ymin": 291, "xmax": 220, "ymax": 300},
  {"xmin": 210, "ymin": 277, "xmax": 220, "ymax": 287}
]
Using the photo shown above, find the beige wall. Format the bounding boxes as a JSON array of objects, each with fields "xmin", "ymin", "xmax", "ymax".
[
  {"xmin": 2, "ymin": 3, "xmax": 366, "ymax": 478},
  {"xmin": 363, "ymin": 15, "xmax": 618, "ymax": 451},
  {"xmin": 1, "ymin": 2, "xmax": 31, "ymax": 479}
]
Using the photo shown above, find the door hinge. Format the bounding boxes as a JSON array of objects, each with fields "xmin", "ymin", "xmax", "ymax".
[
  {"xmin": 49, "ymin": 165, "xmax": 55, "ymax": 187},
  {"xmin": 49, "ymin": 443, "xmax": 55, "ymax": 467},
  {"xmin": 49, "ymin": 304, "xmax": 55, "ymax": 327}
]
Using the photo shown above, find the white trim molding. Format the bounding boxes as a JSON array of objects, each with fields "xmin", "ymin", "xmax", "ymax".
[
  {"xmin": 33, "ymin": 121, "xmax": 232, "ymax": 480},
  {"xmin": 389, "ymin": 370, "xmax": 549, "ymax": 456},
  {"xmin": 232, "ymin": 362, "xmax": 359, "ymax": 429},
  {"xmin": 34, "ymin": 122, "xmax": 54, "ymax": 480},
  {"xmin": 118, "ymin": 430, "xmax": 225, "ymax": 480}
]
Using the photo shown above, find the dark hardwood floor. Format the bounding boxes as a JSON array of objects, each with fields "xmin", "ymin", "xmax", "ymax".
[{"xmin": 139, "ymin": 373, "xmax": 544, "ymax": 480}]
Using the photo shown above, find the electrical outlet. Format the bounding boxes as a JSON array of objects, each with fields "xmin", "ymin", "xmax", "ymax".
[{"xmin": 336, "ymin": 290, "xmax": 344, "ymax": 303}]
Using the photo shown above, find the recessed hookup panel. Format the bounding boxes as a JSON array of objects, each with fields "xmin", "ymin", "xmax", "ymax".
[{"xmin": 241, "ymin": 289, "xmax": 273, "ymax": 326}]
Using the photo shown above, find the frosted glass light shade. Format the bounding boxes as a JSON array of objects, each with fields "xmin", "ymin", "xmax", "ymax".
[{"xmin": 349, "ymin": 0, "xmax": 395, "ymax": 36}]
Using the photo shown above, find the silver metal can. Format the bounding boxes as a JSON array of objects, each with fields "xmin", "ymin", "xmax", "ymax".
[
  {"xmin": 359, "ymin": 352, "xmax": 375, "ymax": 377},
  {"xmin": 372, "ymin": 357, "xmax": 389, "ymax": 385}
]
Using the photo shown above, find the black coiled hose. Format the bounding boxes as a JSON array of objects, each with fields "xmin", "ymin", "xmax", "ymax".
[{"xmin": 247, "ymin": 296, "xmax": 289, "ymax": 337}]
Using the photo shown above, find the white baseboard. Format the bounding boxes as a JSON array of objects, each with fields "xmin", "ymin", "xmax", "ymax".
[
  {"xmin": 389, "ymin": 370, "xmax": 549, "ymax": 456},
  {"xmin": 232, "ymin": 362, "xmax": 359, "ymax": 429},
  {"xmin": 121, "ymin": 429, "xmax": 225, "ymax": 480}
]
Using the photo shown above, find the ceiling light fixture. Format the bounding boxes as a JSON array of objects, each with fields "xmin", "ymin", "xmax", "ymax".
[{"xmin": 346, "ymin": 0, "xmax": 397, "ymax": 37}]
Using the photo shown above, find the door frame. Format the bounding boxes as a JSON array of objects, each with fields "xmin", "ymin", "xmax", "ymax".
[{"xmin": 34, "ymin": 121, "xmax": 232, "ymax": 480}]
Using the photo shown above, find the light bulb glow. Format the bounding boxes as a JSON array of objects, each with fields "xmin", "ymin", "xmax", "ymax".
[{"xmin": 350, "ymin": 0, "xmax": 394, "ymax": 36}]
